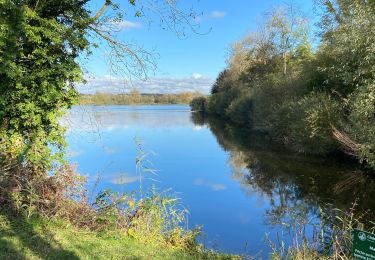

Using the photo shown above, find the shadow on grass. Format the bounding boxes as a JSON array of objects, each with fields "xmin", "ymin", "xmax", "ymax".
[{"xmin": 0, "ymin": 211, "xmax": 79, "ymax": 260}]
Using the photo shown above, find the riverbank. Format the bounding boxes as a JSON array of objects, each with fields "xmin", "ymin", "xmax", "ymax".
[
  {"xmin": 79, "ymin": 92, "xmax": 203, "ymax": 105},
  {"xmin": 0, "ymin": 142, "xmax": 240, "ymax": 260},
  {"xmin": 0, "ymin": 141, "xmax": 237, "ymax": 260},
  {"xmin": 0, "ymin": 213, "xmax": 236, "ymax": 260}
]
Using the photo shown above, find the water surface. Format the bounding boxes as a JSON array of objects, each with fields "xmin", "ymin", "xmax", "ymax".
[{"xmin": 64, "ymin": 105, "xmax": 375, "ymax": 257}]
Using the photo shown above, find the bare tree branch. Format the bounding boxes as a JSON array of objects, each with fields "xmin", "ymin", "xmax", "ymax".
[
  {"xmin": 88, "ymin": 25, "xmax": 157, "ymax": 79},
  {"xmin": 86, "ymin": 0, "xmax": 202, "ymax": 84}
]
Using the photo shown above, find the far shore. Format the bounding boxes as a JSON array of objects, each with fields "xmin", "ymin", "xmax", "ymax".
[{"xmin": 78, "ymin": 91, "xmax": 205, "ymax": 106}]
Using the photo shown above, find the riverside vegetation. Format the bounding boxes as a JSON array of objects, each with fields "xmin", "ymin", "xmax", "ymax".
[
  {"xmin": 190, "ymin": 0, "xmax": 375, "ymax": 171},
  {"xmin": 79, "ymin": 90, "xmax": 203, "ymax": 105},
  {"xmin": 0, "ymin": 147, "xmax": 235, "ymax": 259}
]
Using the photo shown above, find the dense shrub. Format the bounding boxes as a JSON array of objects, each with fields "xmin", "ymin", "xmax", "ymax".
[
  {"xmin": 207, "ymin": 87, "xmax": 242, "ymax": 116},
  {"xmin": 346, "ymin": 83, "xmax": 375, "ymax": 168},
  {"xmin": 273, "ymin": 93, "xmax": 341, "ymax": 154},
  {"xmin": 190, "ymin": 96, "xmax": 207, "ymax": 112},
  {"xmin": 225, "ymin": 93, "xmax": 252, "ymax": 126}
]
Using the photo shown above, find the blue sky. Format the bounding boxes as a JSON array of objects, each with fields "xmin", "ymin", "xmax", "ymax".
[{"xmin": 79, "ymin": 0, "xmax": 315, "ymax": 94}]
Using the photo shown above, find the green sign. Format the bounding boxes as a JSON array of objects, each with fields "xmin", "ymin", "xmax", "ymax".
[{"xmin": 353, "ymin": 229, "xmax": 375, "ymax": 259}]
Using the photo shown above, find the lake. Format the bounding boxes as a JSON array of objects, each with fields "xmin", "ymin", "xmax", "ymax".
[{"xmin": 64, "ymin": 105, "xmax": 375, "ymax": 257}]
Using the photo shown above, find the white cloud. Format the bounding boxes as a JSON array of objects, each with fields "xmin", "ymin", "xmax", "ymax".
[
  {"xmin": 210, "ymin": 11, "xmax": 226, "ymax": 19},
  {"xmin": 191, "ymin": 73, "xmax": 203, "ymax": 80},
  {"xmin": 108, "ymin": 20, "xmax": 142, "ymax": 31},
  {"xmin": 77, "ymin": 75, "xmax": 214, "ymax": 94},
  {"xmin": 193, "ymin": 125, "xmax": 204, "ymax": 131},
  {"xmin": 193, "ymin": 10, "xmax": 227, "ymax": 24}
]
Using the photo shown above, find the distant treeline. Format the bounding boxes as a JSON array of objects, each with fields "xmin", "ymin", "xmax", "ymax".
[
  {"xmin": 79, "ymin": 90, "xmax": 204, "ymax": 105},
  {"xmin": 191, "ymin": 1, "xmax": 375, "ymax": 170}
]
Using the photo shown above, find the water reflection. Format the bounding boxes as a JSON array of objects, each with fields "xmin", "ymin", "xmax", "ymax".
[
  {"xmin": 64, "ymin": 105, "xmax": 374, "ymax": 257},
  {"xmin": 194, "ymin": 178, "xmax": 227, "ymax": 191},
  {"xmin": 194, "ymin": 113, "xmax": 375, "ymax": 225},
  {"xmin": 63, "ymin": 105, "xmax": 195, "ymax": 132}
]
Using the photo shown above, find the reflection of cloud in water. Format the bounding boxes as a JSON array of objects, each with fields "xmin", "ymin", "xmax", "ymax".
[
  {"xmin": 239, "ymin": 213, "xmax": 251, "ymax": 224},
  {"xmin": 62, "ymin": 105, "xmax": 196, "ymax": 132},
  {"xmin": 194, "ymin": 178, "xmax": 227, "ymax": 191},
  {"xmin": 102, "ymin": 172, "xmax": 139, "ymax": 185},
  {"xmin": 103, "ymin": 146, "xmax": 117, "ymax": 154},
  {"xmin": 211, "ymin": 184, "xmax": 226, "ymax": 191}
]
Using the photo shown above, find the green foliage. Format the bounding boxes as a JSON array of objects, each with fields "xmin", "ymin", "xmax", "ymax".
[
  {"xmin": 318, "ymin": 0, "xmax": 375, "ymax": 95},
  {"xmin": 249, "ymin": 77, "xmax": 306, "ymax": 131},
  {"xmin": 225, "ymin": 93, "xmax": 252, "ymax": 126},
  {"xmin": 127, "ymin": 188, "xmax": 201, "ymax": 250},
  {"xmin": 89, "ymin": 186, "xmax": 200, "ymax": 250},
  {"xmin": 211, "ymin": 70, "xmax": 231, "ymax": 94},
  {"xmin": 272, "ymin": 92, "xmax": 341, "ymax": 154},
  {"xmin": 190, "ymin": 96, "xmax": 207, "ymax": 112},
  {"xmin": 207, "ymin": 87, "xmax": 242, "ymax": 117},
  {"xmin": 346, "ymin": 83, "xmax": 375, "ymax": 168},
  {"xmin": 198, "ymin": 1, "xmax": 375, "ymax": 169},
  {"xmin": 0, "ymin": 0, "xmax": 91, "ymax": 172}
]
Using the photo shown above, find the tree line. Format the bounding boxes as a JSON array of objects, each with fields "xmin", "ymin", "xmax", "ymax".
[
  {"xmin": 79, "ymin": 90, "xmax": 203, "ymax": 105},
  {"xmin": 191, "ymin": 0, "xmax": 375, "ymax": 170}
]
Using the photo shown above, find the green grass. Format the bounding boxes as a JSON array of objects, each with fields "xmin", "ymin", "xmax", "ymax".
[{"xmin": 0, "ymin": 214, "xmax": 237, "ymax": 260}]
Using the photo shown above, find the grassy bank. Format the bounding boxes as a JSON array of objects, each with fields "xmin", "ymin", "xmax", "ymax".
[
  {"xmin": 0, "ymin": 213, "xmax": 236, "ymax": 260},
  {"xmin": 0, "ymin": 147, "xmax": 237, "ymax": 260}
]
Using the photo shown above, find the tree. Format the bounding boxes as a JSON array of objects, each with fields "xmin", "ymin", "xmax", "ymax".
[
  {"xmin": 266, "ymin": 5, "xmax": 309, "ymax": 76},
  {"xmin": 0, "ymin": 0, "xmax": 198, "ymax": 173},
  {"xmin": 227, "ymin": 25, "xmax": 277, "ymax": 84},
  {"xmin": 317, "ymin": 0, "xmax": 375, "ymax": 95},
  {"xmin": 225, "ymin": 5, "xmax": 309, "ymax": 87},
  {"xmin": 317, "ymin": 0, "xmax": 375, "ymax": 166}
]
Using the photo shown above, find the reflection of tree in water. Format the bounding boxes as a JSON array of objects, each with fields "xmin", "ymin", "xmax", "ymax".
[{"xmin": 190, "ymin": 113, "xmax": 375, "ymax": 226}]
